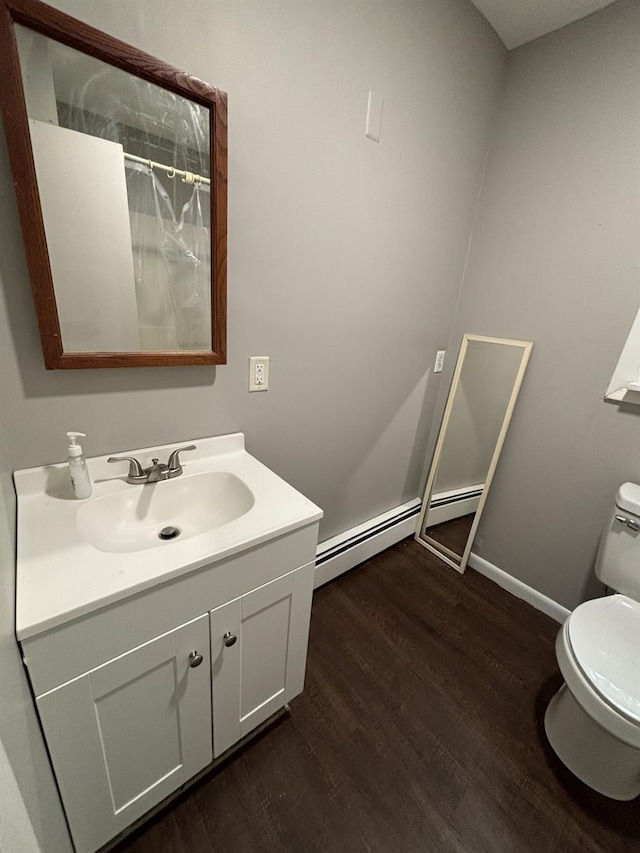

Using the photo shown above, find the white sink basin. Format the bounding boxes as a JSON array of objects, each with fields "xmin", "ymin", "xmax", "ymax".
[
  {"xmin": 14, "ymin": 433, "xmax": 323, "ymax": 639},
  {"xmin": 77, "ymin": 471, "xmax": 255, "ymax": 553}
]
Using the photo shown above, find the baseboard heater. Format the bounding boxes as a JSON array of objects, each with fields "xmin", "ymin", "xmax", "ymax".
[
  {"xmin": 314, "ymin": 498, "xmax": 421, "ymax": 589},
  {"xmin": 429, "ymin": 484, "xmax": 484, "ymax": 508},
  {"xmin": 313, "ymin": 495, "xmax": 571, "ymax": 624},
  {"xmin": 425, "ymin": 483, "xmax": 484, "ymax": 527}
]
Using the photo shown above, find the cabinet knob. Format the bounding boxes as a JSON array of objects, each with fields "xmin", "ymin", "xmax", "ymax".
[
  {"xmin": 189, "ymin": 650, "xmax": 204, "ymax": 668},
  {"xmin": 223, "ymin": 632, "xmax": 237, "ymax": 647}
]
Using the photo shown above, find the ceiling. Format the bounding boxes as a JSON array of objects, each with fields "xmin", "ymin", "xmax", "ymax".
[{"xmin": 469, "ymin": 0, "xmax": 619, "ymax": 49}]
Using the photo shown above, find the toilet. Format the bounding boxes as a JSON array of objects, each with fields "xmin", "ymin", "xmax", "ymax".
[{"xmin": 544, "ymin": 483, "xmax": 640, "ymax": 800}]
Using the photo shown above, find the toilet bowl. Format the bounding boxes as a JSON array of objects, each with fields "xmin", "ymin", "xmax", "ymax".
[
  {"xmin": 544, "ymin": 595, "xmax": 640, "ymax": 799},
  {"xmin": 544, "ymin": 484, "xmax": 640, "ymax": 800}
]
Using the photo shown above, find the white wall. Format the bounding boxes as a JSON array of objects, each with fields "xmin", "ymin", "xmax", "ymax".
[
  {"xmin": 0, "ymin": 414, "xmax": 71, "ymax": 852},
  {"xmin": 0, "ymin": 0, "xmax": 505, "ymax": 544},
  {"xmin": 446, "ymin": 0, "xmax": 640, "ymax": 609}
]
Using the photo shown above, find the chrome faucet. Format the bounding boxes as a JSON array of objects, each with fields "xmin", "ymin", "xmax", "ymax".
[
  {"xmin": 108, "ymin": 444, "xmax": 197, "ymax": 485},
  {"xmin": 145, "ymin": 458, "xmax": 170, "ymax": 483}
]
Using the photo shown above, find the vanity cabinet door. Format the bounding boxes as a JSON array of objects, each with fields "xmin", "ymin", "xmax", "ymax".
[
  {"xmin": 210, "ymin": 561, "xmax": 315, "ymax": 757},
  {"xmin": 36, "ymin": 614, "xmax": 212, "ymax": 853}
]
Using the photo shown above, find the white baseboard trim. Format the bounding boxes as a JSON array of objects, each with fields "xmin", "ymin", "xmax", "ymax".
[
  {"xmin": 468, "ymin": 553, "xmax": 570, "ymax": 624},
  {"xmin": 314, "ymin": 504, "xmax": 571, "ymax": 625},
  {"xmin": 314, "ymin": 498, "xmax": 421, "ymax": 589}
]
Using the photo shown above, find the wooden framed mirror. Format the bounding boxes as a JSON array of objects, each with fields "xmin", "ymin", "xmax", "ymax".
[
  {"xmin": 0, "ymin": 0, "xmax": 227, "ymax": 369},
  {"xmin": 415, "ymin": 334, "xmax": 532, "ymax": 572}
]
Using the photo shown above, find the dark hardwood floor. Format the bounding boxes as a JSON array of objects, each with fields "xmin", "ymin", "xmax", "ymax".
[
  {"xmin": 114, "ymin": 539, "xmax": 640, "ymax": 853},
  {"xmin": 425, "ymin": 513, "xmax": 475, "ymax": 557}
]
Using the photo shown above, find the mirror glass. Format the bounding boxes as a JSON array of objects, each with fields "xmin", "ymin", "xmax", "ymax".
[
  {"xmin": 416, "ymin": 335, "xmax": 532, "ymax": 572},
  {"xmin": 16, "ymin": 24, "xmax": 212, "ymax": 353}
]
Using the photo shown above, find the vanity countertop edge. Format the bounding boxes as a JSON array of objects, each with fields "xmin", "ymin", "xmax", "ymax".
[{"xmin": 15, "ymin": 432, "xmax": 323, "ymax": 641}]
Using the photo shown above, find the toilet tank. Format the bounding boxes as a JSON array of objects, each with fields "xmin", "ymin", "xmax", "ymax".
[{"xmin": 595, "ymin": 483, "xmax": 640, "ymax": 600}]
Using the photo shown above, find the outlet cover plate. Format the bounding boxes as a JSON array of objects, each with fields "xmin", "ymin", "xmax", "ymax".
[{"xmin": 249, "ymin": 356, "xmax": 269, "ymax": 392}]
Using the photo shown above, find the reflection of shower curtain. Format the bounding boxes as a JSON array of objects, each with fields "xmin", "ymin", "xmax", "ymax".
[
  {"xmin": 56, "ymin": 57, "xmax": 212, "ymax": 352},
  {"xmin": 125, "ymin": 163, "xmax": 211, "ymax": 350}
]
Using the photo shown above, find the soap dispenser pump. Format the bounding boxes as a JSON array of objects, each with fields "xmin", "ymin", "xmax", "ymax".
[{"xmin": 66, "ymin": 431, "xmax": 92, "ymax": 499}]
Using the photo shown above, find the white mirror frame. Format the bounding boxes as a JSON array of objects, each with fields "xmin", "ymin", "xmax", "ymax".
[{"xmin": 415, "ymin": 334, "xmax": 533, "ymax": 573}]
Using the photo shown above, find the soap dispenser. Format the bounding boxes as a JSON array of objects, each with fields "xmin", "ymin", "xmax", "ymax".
[{"xmin": 67, "ymin": 431, "xmax": 92, "ymax": 499}]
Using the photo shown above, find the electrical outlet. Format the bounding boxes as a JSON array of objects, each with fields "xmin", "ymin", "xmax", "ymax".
[
  {"xmin": 434, "ymin": 350, "xmax": 446, "ymax": 373},
  {"xmin": 249, "ymin": 356, "xmax": 269, "ymax": 392}
]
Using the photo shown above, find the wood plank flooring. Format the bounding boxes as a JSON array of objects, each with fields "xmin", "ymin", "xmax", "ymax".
[
  {"xmin": 114, "ymin": 539, "xmax": 640, "ymax": 853},
  {"xmin": 424, "ymin": 513, "xmax": 475, "ymax": 557}
]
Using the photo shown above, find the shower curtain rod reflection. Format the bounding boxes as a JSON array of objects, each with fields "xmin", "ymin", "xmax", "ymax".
[{"xmin": 123, "ymin": 152, "xmax": 211, "ymax": 186}]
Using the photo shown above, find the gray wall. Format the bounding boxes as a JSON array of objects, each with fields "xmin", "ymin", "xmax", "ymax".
[
  {"xmin": 0, "ymin": 415, "xmax": 71, "ymax": 852},
  {"xmin": 447, "ymin": 0, "xmax": 640, "ymax": 609},
  {"xmin": 1, "ymin": 0, "xmax": 635, "ymax": 841},
  {"xmin": 0, "ymin": 0, "xmax": 505, "ymax": 543},
  {"xmin": 0, "ymin": 4, "xmax": 504, "ymax": 840}
]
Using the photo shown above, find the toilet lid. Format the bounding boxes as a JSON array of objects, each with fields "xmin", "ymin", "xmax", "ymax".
[{"xmin": 568, "ymin": 595, "xmax": 640, "ymax": 724}]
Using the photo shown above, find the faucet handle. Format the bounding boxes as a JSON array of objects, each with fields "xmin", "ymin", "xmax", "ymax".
[
  {"xmin": 167, "ymin": 444, "xmax": 197, "ymax": 475},
  {"xmin": 108, "ymin": 456, "xmax": 145, "ymax": 482}
]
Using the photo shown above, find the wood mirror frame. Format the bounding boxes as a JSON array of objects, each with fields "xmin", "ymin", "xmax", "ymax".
[{"xmin": 0, "ymin": 0, "xmax": 227, "ymax": 369}]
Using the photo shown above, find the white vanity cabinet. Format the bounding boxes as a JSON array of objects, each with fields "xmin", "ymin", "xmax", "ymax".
[
  {"xmin": 35, "ymin": 614, "xmax": 212, "ymax": 853},
  {"xmin": 211, "ymin": 564, "xmax": 315, "ymax": 756},
  {"xmin": 15, "ymin": 433, "xmax": 323, "ymax": 853},
  {"xmin": 21, "ymin": 526, "xmax": 319, "ymax": 853}
]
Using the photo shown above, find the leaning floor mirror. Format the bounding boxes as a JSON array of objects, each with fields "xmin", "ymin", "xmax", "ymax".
[{"xmin": 415, "ymin": 335, "xmax": 532, "ymax": 573}]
